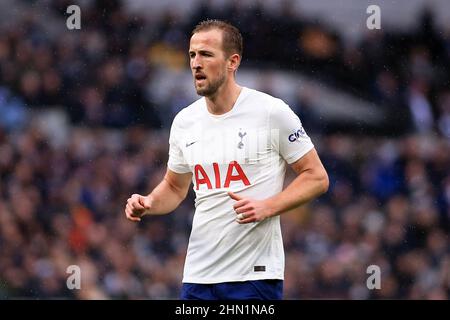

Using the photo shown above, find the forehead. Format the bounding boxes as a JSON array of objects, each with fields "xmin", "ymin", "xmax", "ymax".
[{"xmin": 189, "ymin": 29, "xmax": 223, "ymax": 51}]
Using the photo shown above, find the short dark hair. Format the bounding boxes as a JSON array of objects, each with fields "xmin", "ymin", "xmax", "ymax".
[{"xmin": 192, "ymin": 19, "xmax": 243, "ymax": 58}]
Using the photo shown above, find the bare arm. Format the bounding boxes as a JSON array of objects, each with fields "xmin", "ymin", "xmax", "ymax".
[
  {"xmin": 125, "ymin": 169, "xmax": 192, "ymax": 221},
  {"xmin": 266, "ymin": 148, "xmax": 328, "ymax": 215},
  {"xmin": 147, "ymin": 169, "xmax": 193, "ymax": 214},
  {"xmin": 229, "ymin": 148, "xmax": 329, "ymax": 223}
]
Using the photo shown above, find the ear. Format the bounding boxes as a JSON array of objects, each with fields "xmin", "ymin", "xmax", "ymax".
[{"xmin": 227, "ymin": 53, "xmax": 241, "ymax": 72}]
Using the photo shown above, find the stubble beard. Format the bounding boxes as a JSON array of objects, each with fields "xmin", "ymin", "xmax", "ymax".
[{"xmin": 195, "ymin": 72, "xmax": 227, "ymax": 97}]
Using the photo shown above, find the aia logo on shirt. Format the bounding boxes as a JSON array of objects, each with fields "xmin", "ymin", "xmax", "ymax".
[
  {"xmin": 288, "ymin": 127, "xmax": 306, "ymax": 142},
  {"xmin": 194, "ymin": 161, "xmax": 250, "ymax": 190}
]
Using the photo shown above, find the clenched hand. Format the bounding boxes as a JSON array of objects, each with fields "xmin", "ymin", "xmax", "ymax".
[{"xmin": 125, "ymin": 194, "xmax": 152, "ymax": 222}]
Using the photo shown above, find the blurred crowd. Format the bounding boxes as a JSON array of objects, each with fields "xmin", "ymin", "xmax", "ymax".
[
  {"xmin": 0, "ymin": 125, "xmax": 448, "ymax": 299},
  {"xmin": 1, "ymin": 0, "xmax": 450, "ymax": 136},
  {"xmin": 0, "ymin": 0, "xmax": 449, "ymax": 299}
]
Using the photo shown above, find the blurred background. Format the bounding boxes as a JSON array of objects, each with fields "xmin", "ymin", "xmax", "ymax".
[{"xmin": 0, "ymin": 0, "xmax": 449, "ymax": 299}]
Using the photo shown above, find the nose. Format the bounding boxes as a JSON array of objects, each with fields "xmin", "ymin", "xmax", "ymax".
[{"xmin": 191, "ymin": 55, "xmax": 202, "ymax": 70}]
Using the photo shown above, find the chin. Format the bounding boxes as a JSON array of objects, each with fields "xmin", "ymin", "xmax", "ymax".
[
  {"xmin": 195, "ymin": 87, "xmax": 211, "ymax": 96},
  {"xmin": 195, "ymin": 88, "xmax": 206, "ymax": 96}
]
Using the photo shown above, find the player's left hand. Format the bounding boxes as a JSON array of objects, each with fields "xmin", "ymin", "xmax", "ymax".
[{"xmin": 228, "ymin": 192, "xmax": 273, "ymax": 224}]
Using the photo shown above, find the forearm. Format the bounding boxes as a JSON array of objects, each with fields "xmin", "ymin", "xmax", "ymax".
[
  {"xmin": 146, "ymin": 177, "xmax": 188, "ymax": 215},
  {"xmin": 265, "ymin": 169, "xmax": 328, "ymax": 217}
]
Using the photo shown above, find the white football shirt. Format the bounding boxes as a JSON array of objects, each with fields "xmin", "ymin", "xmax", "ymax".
[{"xmin": 167, "ymin": 87, "xmax": 314, "ymax": 283}]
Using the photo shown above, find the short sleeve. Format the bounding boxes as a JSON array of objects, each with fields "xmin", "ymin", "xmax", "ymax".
[
  {"xmin": 167, "ymin": 117, "xmax": 191, "ymax": 174},
  {"xmin": 270, "ymin": 101, "xmax": 314, "ymax": 164}
]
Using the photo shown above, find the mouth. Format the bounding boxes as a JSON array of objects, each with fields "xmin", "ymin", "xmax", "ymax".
[{"xmin": 195, "ymin": 74, "xmax": 207, "ymax": 83}]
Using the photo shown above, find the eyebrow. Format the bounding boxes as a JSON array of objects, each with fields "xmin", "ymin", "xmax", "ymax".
[{"xmin": 189, "ymin": 50, "xmax": 214, "ymax": 56}]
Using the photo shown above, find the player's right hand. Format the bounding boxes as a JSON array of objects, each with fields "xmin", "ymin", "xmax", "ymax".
[{"xmin": 125, "ymin": 194, "xmax": 152, "ymax": 222}]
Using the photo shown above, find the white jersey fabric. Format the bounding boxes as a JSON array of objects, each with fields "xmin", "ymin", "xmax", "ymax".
[{"xmin": 167, "ymin": 87, "xmax": 314, "ymax": 283}]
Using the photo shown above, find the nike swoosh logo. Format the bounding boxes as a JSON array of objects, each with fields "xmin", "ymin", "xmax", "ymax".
[{"xmin": 185, "ymin": 141, "xmax": 197, "ymax": 147}]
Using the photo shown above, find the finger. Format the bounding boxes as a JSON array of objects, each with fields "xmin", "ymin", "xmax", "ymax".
[
  {"xmin": 131, "ymin": 201, "xmax": 145, "ymax": 210},
  {"xmin": 126, "ymin": 205, "xmax": 136, "ymax": 216},
  {"xmin": 141, "ymin": 196, "xmax": 152, "ymax": 210},
  {"xmin": 235, "ymin": 205, "xmax": 252, "ymax": 214},
  {"xmin": 126, "ymin": 204, "xmax": 143, "ymax": 218},
  {"xmin": 236, "ymin": 215, "xmax": 255, "ymax": 224},
  {"xmin": 236, "ymin": 213, "xmax": 246, "ymax": 220},
  {"xmin": 125, "ymin": 209, "xmax": 141, "ymax": 222},
  {"xmin": 130, "ymin": 210, "xmax": 143, "ymax": 218},
  {"xmin": 233, "ymin": 199, "xmax": 249, "ymax": 210},
  {"xmin": 126, "ymin": 204, "xmax": 136, "ymax": 216},
  {"xmin": 228, "ymin": 191, "xmax": 243, "ymax": 201},
  {"xmin": 236, "ymin": 211, "xmax": 254, "ymax": 221},
  {"xmin": 127, "ymin": 203, "xmax": 141, "ymax": 215},
  {"xmin": 128, "ymin": 215, "xmax": 141, "ymax": 222},
  {"xmin": 130, "ymin": 194, "xmax": 145, "ymax": 205},
  {"xmin": 130, "ymin": 194, "xmax": 141, "ymax": 202}
]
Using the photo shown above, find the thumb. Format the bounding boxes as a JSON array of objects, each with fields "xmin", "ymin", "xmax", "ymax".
[
  {"xmin": 228, "ymin": 191, "xmax": 242, "ymax": 201},
  {"xmin": 139, "ymin": 196, "xmax": 152, "ymax": 209}
]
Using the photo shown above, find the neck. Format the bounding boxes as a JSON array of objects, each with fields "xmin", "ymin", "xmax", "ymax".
[{"xmin": 205, "ymin": 80, "xmax": 242, "ymax": 115}]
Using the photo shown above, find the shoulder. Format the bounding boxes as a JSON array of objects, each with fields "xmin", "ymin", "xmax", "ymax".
[
  {"xmin": 171, "ymin": 96, "xmax": 205, "ymax": 129},
  {"xmin": 244, "ymin": 87, "xmax": 285, "ymax": 106},
  {"xmin": 243, "ymin": 87, "xmax": 289, "ymax": 114},
  {"xmin": 243, "ymin": 89, "xmax": 293, "ymax": 117},
  {"xmin": 245, "ymin": 89, "xmax": 300, "ymax": 127}
]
